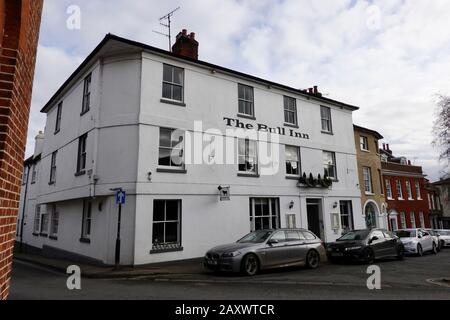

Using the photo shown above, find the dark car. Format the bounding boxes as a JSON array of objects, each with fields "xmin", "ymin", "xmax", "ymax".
[{"xmin": 326, "ymin": 229, "xmax": 404, "ymax": 264}]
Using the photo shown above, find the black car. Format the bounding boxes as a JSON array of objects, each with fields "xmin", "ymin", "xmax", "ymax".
[{"xmin": 326, "ymin": 229, "xmax": 404, "ymax": 264}]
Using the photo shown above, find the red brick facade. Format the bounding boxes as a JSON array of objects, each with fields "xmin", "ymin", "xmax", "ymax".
[
  {"xmin": 382, "ymin": 161, "xmax": 431, "ymax": 231},
  {"xmin": 0, "ymin": 0, "xmax": 43, "ymax": 300}
]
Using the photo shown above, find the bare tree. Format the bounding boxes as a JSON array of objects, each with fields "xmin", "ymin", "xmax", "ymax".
[{"xmin": 433, "ymin": 95, "xmax": 450, "ymax": 178}]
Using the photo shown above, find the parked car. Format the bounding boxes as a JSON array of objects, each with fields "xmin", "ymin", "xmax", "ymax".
[
  {"xmin": 435, "ymin": 229, "xmax": 450, "ymax": 248},
  {"xmin": 326, "ymin": 229, "xmax": 404, "ymax": 264},
  {"xmin": 424, "ymin": 229, "xmax": 441, "ymax": 251},
  {"xmin": 395, "ymin": 229, "xmax": 438, "ymax": 256},
  {"xmin": 204, "ymin": 229, "xmax": 327, "ymax": 276}
]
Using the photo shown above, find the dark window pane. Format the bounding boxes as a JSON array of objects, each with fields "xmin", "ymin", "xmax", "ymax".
[
  {"xmin": 173, "ymin": 67, "xmax": 183, "ymax": 85},
  {"xmin": 261, "ymin": 200, "xmax": 269, "ymax": 215},
  {"xmin": 165, "ymin": 222, "xmax": 178, "ymax": 243},
  {"xmin": 165, "ymin": 201, "xmax": 179, "ymax": 221},
  {"xmin": 158, "ymin": 148, "xmax": 171, "ymax": 166},
  {"xmin": 159, "ymin": 129, "xmax": 171, "ymax": 147},
  {"xmin": 163, "ymin": 65, "xmax": 172, "ymax": 82},
  {"xmin": 255, "ymin": 218, "xmax": 262, "ymax": 230},
  {"xmin": 238, "ymin": 84, "xmax": 245, "ymax": 99},
  {"xmin": 153, "ymin": 201, "xmax": 165, "ymax": 221},
  {"xmin": 262, "ymin": 217, "xmax": 270, "ymax": 229},
  {"xmin": 172, "ymin": 85, "xmax": 182, "ymax": 101},
  {"xmin": 162, "ymin": 83, "xmax": 172, "ymax": 99},
  {"xmin": 271, "ymin": 216, "xmax": 277, "ymax": 229},
  {"xmin": 238, "ymin": 100, "xmax": 245, "ymax": 114},
  {"xmin": 152, "ymin": 223, "xmax": 164, "ymax": 243}
]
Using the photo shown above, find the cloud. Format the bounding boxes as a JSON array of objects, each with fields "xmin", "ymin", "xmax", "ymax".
[{"xmin": 28, "ymin": 0, "xmax": 449, "ymax": 180}]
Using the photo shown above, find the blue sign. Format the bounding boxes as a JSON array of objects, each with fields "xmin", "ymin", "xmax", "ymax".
[{"xmin": 116, "ymin": 190, "xmax": 126, "ymax": 204}]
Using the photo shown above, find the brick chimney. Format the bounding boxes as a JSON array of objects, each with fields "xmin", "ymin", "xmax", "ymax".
[{"xmin": 172, "ymin": 29, "xmax": 199, "ymax": 59}]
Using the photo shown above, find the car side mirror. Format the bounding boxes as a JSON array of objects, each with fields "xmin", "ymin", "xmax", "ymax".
[
  {"xmin": 267, "ymin": 239, "xmax": 279, "ymax": 245},
  {"xmin": 418, "ymin": 235, "xmax": 422, "ymax": 238},
  {"xmin": 369, "ymin": 236, "xmax": 378, "ymax": 243}
]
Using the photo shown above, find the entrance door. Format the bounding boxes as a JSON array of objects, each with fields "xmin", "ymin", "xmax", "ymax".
[
  {"xmin": 389, "ymin": 216, "xmax": 398, "ymax": 231},
  {"xmin": 306, "ymin": 199, "xmax": 324, "ymax": 240}
]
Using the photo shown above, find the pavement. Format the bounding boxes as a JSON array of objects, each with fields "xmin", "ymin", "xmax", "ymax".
[{"xmin": 9, "ymin": 249, "xmax": 450, "ymax": 300}]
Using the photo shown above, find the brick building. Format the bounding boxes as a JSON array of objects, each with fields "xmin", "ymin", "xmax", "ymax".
[
  {"xmin": 380, "ymin": 144, "xmax": 430, "ymax": 231},
  {"xmin": 0, "ymin": 0, "xmax": 43, "ymax": 300}
]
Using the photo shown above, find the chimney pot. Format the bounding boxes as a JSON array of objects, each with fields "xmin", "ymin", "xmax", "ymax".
[
  {"xmin": 182, "ymin": 29, "xmax": 187, "ymax": 35},
  {"xmin": 308, "ymin": 88, "xmax": 313, "ymax": 94},
  {"xmin": 382, "ymin": 143, "xmax": 386, "ymax": 150},
  {"xmin": 190, "ymin": 32, "xmax": 195, "ymax": 39},
  {"xmin": 408, "ymin": 160, "xmax": 411, "ymax": 165},
  {"xmin": 313, "ymin": 85, "xmax": 318, "ymax": 94},
  {"xmin": 386, "ymin": 143, "xmax": 390, "ymax": 151}
]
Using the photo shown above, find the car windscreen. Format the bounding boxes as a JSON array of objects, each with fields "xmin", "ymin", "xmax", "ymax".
[
  {"xmin": 237, "ymin": 230, "xmax": 273, "ymax": 243},
  {"xmin": 396, "ymin": 230, "xmax": 416, "ymax": 238},
  {"xmin": 337, "ymin": 230, "xmax": 369, "ymax": 241}
]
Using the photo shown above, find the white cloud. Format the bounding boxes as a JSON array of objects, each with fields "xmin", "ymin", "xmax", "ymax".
[{"xmin": 28, "ymin": 0, "xmax": 449, "ymax": 180}]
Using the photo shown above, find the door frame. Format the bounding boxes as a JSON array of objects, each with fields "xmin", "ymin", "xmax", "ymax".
[{"xmin": 306, "ymin": 198, "xmax": 324, "ymax": 241}]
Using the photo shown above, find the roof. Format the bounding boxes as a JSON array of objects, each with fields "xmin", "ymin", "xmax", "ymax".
[
  {"xmin": 353, "ymin": 124, "xmax": 383, "ymax": 139},
  {"xmin": 41, "ymin": 33, "xmax": 359, "ymax": 113},
  {"xmin": 432, "ymin": 177, "xmax": 450, "ymax": 186}
]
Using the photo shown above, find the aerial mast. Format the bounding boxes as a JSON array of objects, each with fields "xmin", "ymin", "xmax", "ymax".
[{"xmin": 153, "ymin": 7, "xmax": 180, "ymax": 51}]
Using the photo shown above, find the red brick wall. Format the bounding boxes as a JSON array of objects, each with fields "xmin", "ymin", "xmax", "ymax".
[{"xmin": 0, "ymin": 0, "xmax": 43, "ymax": 300}]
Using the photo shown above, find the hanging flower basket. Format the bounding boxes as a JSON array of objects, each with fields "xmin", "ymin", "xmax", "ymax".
[{"xmin": 298, "ymin": 172, "xmax": 333, "ymax": 189}]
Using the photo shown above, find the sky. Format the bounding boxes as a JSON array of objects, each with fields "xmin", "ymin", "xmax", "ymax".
[{"xmin": 27, "ymin": 0, "xmax": 450, "ymax": 181}]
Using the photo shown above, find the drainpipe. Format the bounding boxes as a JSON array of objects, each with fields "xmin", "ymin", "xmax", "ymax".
[{"xmin": 19, "ymin": 163, "xmax": 31, "ymax": 253}]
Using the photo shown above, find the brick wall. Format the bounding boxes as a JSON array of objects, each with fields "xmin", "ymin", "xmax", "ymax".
[{"xmin": 0, "ymin": 0, "xmax": 43, "ymax": 300}]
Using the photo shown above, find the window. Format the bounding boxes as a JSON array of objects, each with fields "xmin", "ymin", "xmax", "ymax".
[
  {"xmin": 360, "ymin": 136, "xmax": 369, "ymax": 151},
  {"xmin": 415, "ymin": 181, "xmax": 421, "ymax": 199},
  {"xmin": 40, "ymin": 211, "xmax": 49, "ymax": 235},
  {"xmin": 406, "ymin": 180, "xmax": 413, "ymax": 199},
  {"xmin": 49, "ymin": 151, "xmax": 57, "ymax": 184},
  {"xmin": 320, "ymin": 106, "xmax": 332, "ymax": 133},
  {"xmin": 50, "ymin": 204, "xmax": 59, "ymax": 237},
  {"xmin": 400, "ymin": 212, "xmax": 406, "ymax": 229},
  {"xmin": 386, "ymin": 179, "xmax": 393, "ymax": 199},
  {"xmin": 283, "ymin": 96, "xmax": 297, "ymax": 126},
  {"xmin": 81, "ymin": 200, "xmax": 92, "ymax": 240},
  {"xmin": 31, "ymin": 163, "xmax": 37, "ymax": 183},
  {"xmin": 162, "ymin": 64, "xmax": 184, "ymax": 102},
  {"xmin": 409, "ymin": 212, "xmax": 416, "ymax": 228},
  {"xmin": 152, "ymin": 200, "xmax": 182, "ymax": 252},
  {"xmin": 76, "ymin": 134, "xmax": 87, "ymax": 174},
  {"xmin": 238, "ymin": 84, "xmax": 254, "ymax": 117},
  {"xmin": 428, "ymin": 194, "xmax": 432, "ymax": 209},
  {"xmin": 81, "ymin": 73, "xmax": 91, "ymax": 114},
  {"xmin": 396, "ymin": 180, "xmax": 403, "ymax": 199},
  {"xmin": 419, "ymin": 211, "xmax": 425, "ymax": 228},
  {"xmin": 323, "ymin": 151, "xmax": 337, "ymax": 179},
  {"xmin": 378, "ymin": 170, "xmax": 383, "ymax": 194},
  {"xmin": 363, "ymin": 167, "xmax": 373, "ymax": 193},
  {"xmin": 158, "ymin": 128, "xmax": 184, "ymax": 168},
  {"xmin": 285, "ymin": 145, "xmax": 300, "ymax": 176},
  {"xmin": 250, "ymin": 198, "xmax": 279, "ymax": 231},
  {"xmin": 238, "ymin": 138, "xmax": 258, "ymax": 174},
  {"xmin": 55, "ymin": 102, "xmax": 62, "ymax": 133},
  {"xmin": 33, "ymin": 205, "xmax": 41, "ymax": 234},
  {"xmin": 340, "ymin": 200, "xmax": 354, "ymax": 232}
]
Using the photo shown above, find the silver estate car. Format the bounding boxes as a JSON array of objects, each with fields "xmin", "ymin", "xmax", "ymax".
[
  {"xmin": 395, "ymin": 228, "xmax": 438, "ymax": 256},
  {"xmin": 435, "ymin": 229, "xmax": 450, "ymax": 248},
  {"xmin": 204, "ymin": 229, "xmax": 327, "ymax": 276}
]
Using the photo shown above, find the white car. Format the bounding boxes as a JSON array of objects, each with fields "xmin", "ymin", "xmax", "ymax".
[
  {"xmin": 395, "ymin": 229, "xmax": 438, "ymax": 256},
  {"xmin": 435, "ymin": 229, "xmax": 450, "ymax": 248}
]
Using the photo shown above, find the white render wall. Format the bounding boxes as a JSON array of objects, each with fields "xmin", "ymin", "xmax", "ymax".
[{"xmin": 19, "ymin": 44, "xmax": 363, "ymax": 266}]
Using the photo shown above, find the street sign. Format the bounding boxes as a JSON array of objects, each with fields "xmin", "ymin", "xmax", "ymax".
[{"xmin": 116, "ymin": 190, "xmax": 126, "ymax": 204}]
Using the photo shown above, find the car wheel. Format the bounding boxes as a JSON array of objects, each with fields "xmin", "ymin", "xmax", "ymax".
[
  {"xmin": 432, "ymin": 242, "xmax": 438, "ymax": 254},
  {"xmin": 241, "ymin": 254, "xmax": 259, "ymax": 276},
  {"xmin": 396, "ymin": 246, "xmax": 404, "ymax": 260},
  {"xmin": 417, "ymin": 244, "xmax": 423, "ymax": 257},
  {"xmin": 363, "ymin": 248, "xmax": 375, "ymax": 264},
  {"xmin": 306, "ymin": 250, "xmax": 320, "ymax": 269}
]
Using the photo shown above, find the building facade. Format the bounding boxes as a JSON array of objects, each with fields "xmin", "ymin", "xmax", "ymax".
[
  {"xmin": 380, "ymin": 145, "xmax": 430, "ymax": 231},
  {"xmin": 431, "ymin": 178, "xmax": 450, "ymax": 229},
  {"xmin": 353, "ymin": 125, "xmax": 387, "ymax": 230},
  {"xmin": 0, "ymin": 0, "xmax": 43, "ymax": 299},
  {"xmin": 425, "ymin": 179, "xmax": 444, "ymax": 229},
  {"xmin": 18, "ymin": 31, "xmax": 364, "ymax": 266}
]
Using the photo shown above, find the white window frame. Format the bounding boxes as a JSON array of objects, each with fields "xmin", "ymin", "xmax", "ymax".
[
  {"xmin": 81, "ymin": 73, "xmax": 91, "ymax": 114},
  {"xmin": 238, "ymin": 138, "xmax": 258, "ymax": 175},
  {"xmin": 283, "ymin": 96, "xmax": 297, "ymax": 126},
  {"xmin": 419, "ymin": 211, "xmax": 425, "ymax": 228},
  {"xmin": 81, "ymin": 200, "xmax": 92, "ymax": 239},
  {"xmin": 55, "ymin": 101, "xmax": 62, "ymax": 133},
  {"xmin": 285, "ymin": 145, "xmax": 300, "ymax": 176},
  {"xmin": 33, "ymin": 205, "xmax": 41, "ymax": 234},
  {"xmin": 320, "ymin": 106, "xmax": 332, "ymax": 133},
  {"xmin": 360, "ymin": 136, "xmax": 369, "ymax": 151},
  {"xmin": 406, "ymin": 180, "xmax": 413, "ymax": 200},
  {"xmin": 162, "ymin": 64, "xmax": 184, "ymax": 102},
  {"xmin": 400, "ymin": 212, "xmax": 406, "ymax": 229},
  {"xmin": 396, "ymin": 180, "xmax": 403, "ymax": 200},
  {"xmin": 250, "ymin": 198, "xmax": 279, "ymax": 231},
  {"xmin": 323, "ymin": 151, "xmax": 337, "ymax": 180},
  {"xmin": 385, "ymin": 179, "xmax": 393, "ymax": 199},
  {"xmin": 40, "ymin": 211, "xmax": 49, "ymax": 235},
  {"xmin": 237, "ymin": 83, "xmax": 254, "ymax": 117},
  {"xmin": 363, "ymin": 166, "xmax": 373, "ymax": 194},
  {"xmin": 409, "ymin": 212, "xmax": 416, "ymax": 228},
  {"xmin": 76, "ymin": 133, "xmax": 87, "ymax": 173},
  {"xmin": 415, "ymin": 181, "xmax": 422, "ymax": 199},
  {"xmin": 50, "ymin": 204, "xmax": 59, "ymax": 237},
  {"xmin": 158, "ymin": 128, "xmax": 185, "ymax": 169},
  {"xmin": 49, "ymin": 151, "xmax": 57, "ymax": 184},
  {"xmin": 152, "ymin": 200, "xmax": 182, "ymax": 251}
]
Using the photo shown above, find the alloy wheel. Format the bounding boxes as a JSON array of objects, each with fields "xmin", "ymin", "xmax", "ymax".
[
  {"xmin": 243, "ymin": 254, "xmax": 258, "ymax": 276},
  {"xmin": 306, "ymin": 250, "xmax": 320, "ymax": 269}
]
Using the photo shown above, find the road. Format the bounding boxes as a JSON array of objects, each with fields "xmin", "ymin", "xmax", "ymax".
[{"xmin": 9, "ymin": 249, "xmax": 450, "ymax": 300}]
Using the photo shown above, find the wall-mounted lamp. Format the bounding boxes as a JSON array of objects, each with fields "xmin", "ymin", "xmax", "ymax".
[
  {"xmin": 147, "ymin": 171, "xmax": 152, "ymax": 181},
  {"xmin": 332, "ymin": 201, "xmax": 338, "ymax": 209},
  {"xmin": 289, "ymin": 201, "xmax": 294, "ymax": 209}
]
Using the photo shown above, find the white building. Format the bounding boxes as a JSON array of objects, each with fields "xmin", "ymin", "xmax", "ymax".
[{"xmin": 17, "ymin": 31, "xmax": 364, "ymax": 266}]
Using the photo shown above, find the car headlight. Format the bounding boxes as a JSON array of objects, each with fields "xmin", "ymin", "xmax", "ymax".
[
  {"xmin": 345, "ymin": 246, "xmax": 362, "ymax": 251},
  {"xmin": 222, "ymin": 251, "xmax": 242, "ymax": 258},
  {"xmin": 403, "ymin": 241, "xmax": 413, "ymax": 246}
]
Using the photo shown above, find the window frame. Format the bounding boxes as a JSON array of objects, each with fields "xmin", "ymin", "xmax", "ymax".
[
  {"xmin": 415, "ymin": 181, "xmax": 422, "ymax": 199},
  {"xmin": 409, "ymin": 212, "xmax": 416, "ymax": 228},
  {"xmin": 360, "ymin": 136, "xmax": 369, "ymax": 151},
  {"xmin": 31, "ymin": 162, "xmax": 37, "ymax": 184},
  {"xmin": 396, "ymin": 180, "xmax": 403, "ymax": 199},
  {"xmin": 385, "ymin": 179, "xmax": 393, "ymax": 199},
  {"xmin": 49, "ymin": 151, "xmax": 57, "ymax": 184},
  {"xmin": 323, "ymin": 150, "xmax": 337, "ymax": 180},
  {"xmin": 419, "ymin": 211, "xmax": 425, "ymax": 228},
  {"xmin": 81, "ymin": 73, "xmax": 91, "ymax": 115},
  {"xmin": 249, "ymin": 198, "xmax": 280, "ymax": 232},
  {"xmin": 283, "ymin": 96, "xmax": 298, "ymax": 126},
  {"xmin": 162, "ymin": 64, "xmax": 184, "ymax": 102},
  {"xmin": 285, "ymin": 145, "xmax": 300, "ymax": 177},
  {"xmin": 40, "ymin": 211, "xmax": 49, "ymax": 236},
  {"xmin": 237, "ymin": 138, "xmax": 258, "ymax": 176},
  {"xmin": 362, "ymin": 166, "xmax": 373, "ymax": 194},
  {"xmin": 151, "ymin": 199, "xmax": 182, "ymax": 253},
  {"xmin": 158, "ymin": 127, "xmax": 185, "ymax": 170},
  {"xmin": 400, "ymin": 212, "xmax": 406, "ymax": 229},
  {"xmin": 80, "ymin": 200, "xmax": 92, "ymax": 241},
  {"xmin": 55, "ymin": 101, "xmax": 62, "ymax": 133},
  {"xmin": 50, "ymin": 204, "xmax": 59, "ymax": 238},
  {"xmin": 237, "ymin": 83, "xmax": 254, "ymax": 117},
  {"xmin": 320, "ymin": 106, "xmax": 332, "ymax": 133},
  {"xmin": 33, "ymin": 205, "xmax": 41, "ymax": 234},
  {"xmin": 406, "ymin": 180, "xmax": 413, "ymax": 200},
  {"xmin": 76, "ymin": 133, "xmax": 87, "ymax": 174}
]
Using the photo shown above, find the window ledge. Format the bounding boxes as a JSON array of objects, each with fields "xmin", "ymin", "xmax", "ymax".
[
  {"xmin": 237, "ymin": 172, "xmax": 260, "ymax": 178},
  {"xmin": 160, "ymin": 98, "xmax": 186, "ymax": 107},
  {"xmin": 156, "ymin": 168, "xmax": 187, "ymax": 174},
  {"xmin": 49, "ymin": 235, "xmax": 58, "ymax": 241},
  {"xmin": 398, "ymin": 198, "xmax": 404, "ymax": 201},
  {"xmin": 79, "ymin": 237, "xmax": 91, "ymax": 244},
  {"xmin": 408, "ymin": 198, "xmax": 414, "ymax": 201},
  {"xmin": 74, "ymin": 170, "xmax": 86, "ymax": 177},
  {"xmin": 32, "ymin": 232, "xmax": 39, "ymax": 237},
  {"xmin": 284, "ymin": 123, "xmax": 299, "ymax": 129},
  {"xmin": 54, "ymin": 129, "xmax": 60, "ymax": 135},
  {"xmin": 387, "ymin": 197, "xmax": 394, "ymax": 200},
  {"xmin": 48, "ymin": 181, "xmax": 55, "ymax": 185},
  {"xmin": 237, "ymin": 113, "xmax": 256, "ymax": 120},
  {"xmin": 321, "ymin": 130, "xmax": 334, "ymax": 135},
  {"xmin": 40, "ymin": 233, "xmax": 48, "ymax": 237},
  {"xmin": 80, "ymin": 108, "xmax": 90, "ymax": 116},
  {"xmin": 150, "ymin": 246, "xmax": 183, "ymax": 254},
  {"xmin": 361, "ymin": 149, "xmax": 370, "ymax": 153},
  {"xmin": 285, "ymin": 175, "xmax": 300, "ymax": 180}
]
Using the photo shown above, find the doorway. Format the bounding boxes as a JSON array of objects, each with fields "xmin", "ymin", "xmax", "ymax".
[{"xmin": 306, "ymin": 199, "xmax": 324, "ymax": 240}]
